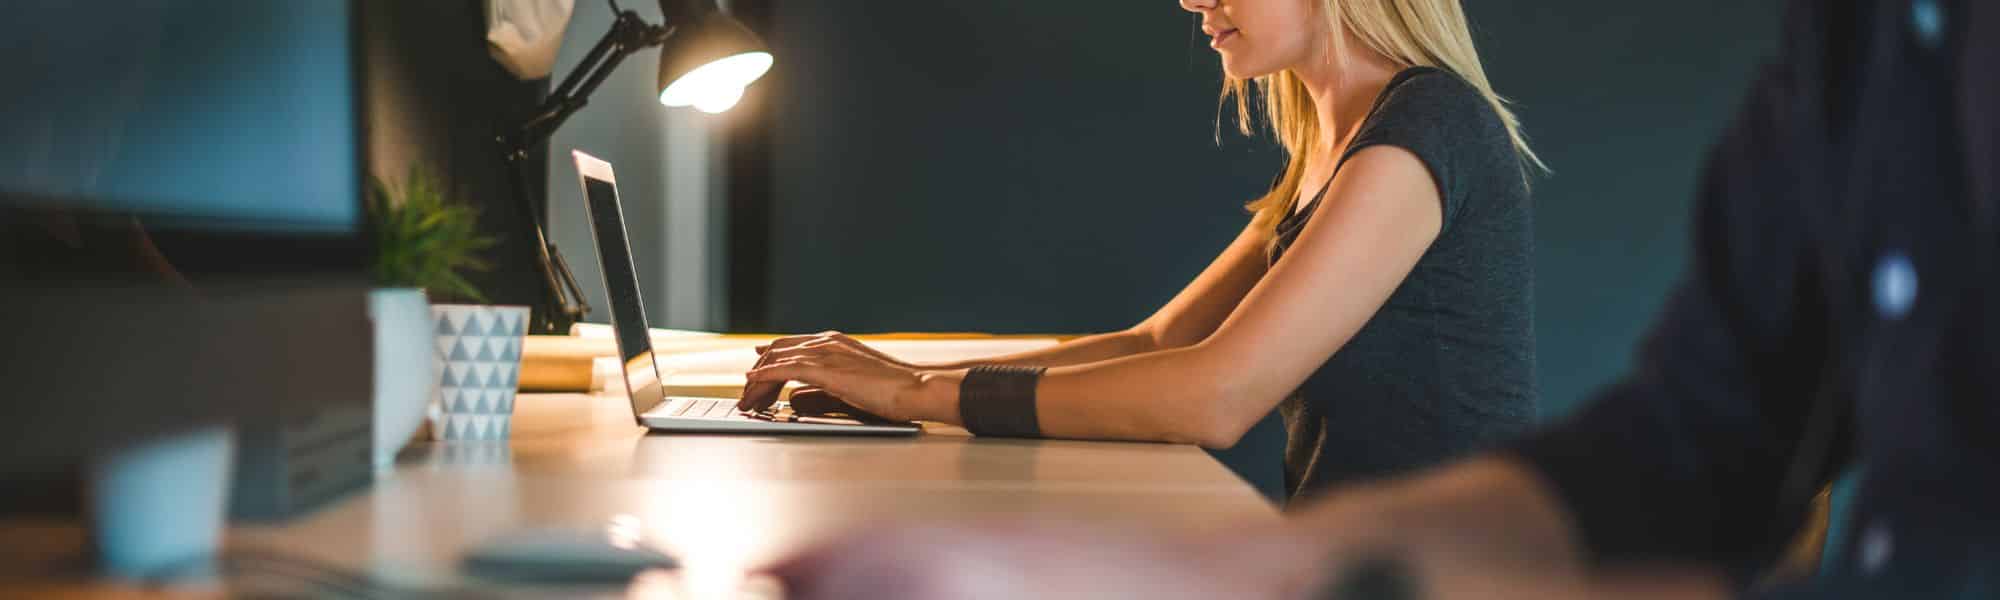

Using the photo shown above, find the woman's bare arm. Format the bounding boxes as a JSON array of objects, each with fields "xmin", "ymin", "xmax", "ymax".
[
  {"xmin": 765, "ymin": 220, "xmax": 1271, "ymax": 371},
  {"xmin": 931, "ymin": 219, "xmax": 1269, "ymax": 369},
  {"xmin": 904, "ymin": 146, "xmax": 1445, "ymax": 446},
  {"xmin": 751, "ymin": 146, "xmax": 1453, "ymax": 446}
]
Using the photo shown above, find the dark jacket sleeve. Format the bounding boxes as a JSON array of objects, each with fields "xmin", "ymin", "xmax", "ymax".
[{"xmin": 1505, "ymin": 0, "xmax": 1854, "ymax": 579}]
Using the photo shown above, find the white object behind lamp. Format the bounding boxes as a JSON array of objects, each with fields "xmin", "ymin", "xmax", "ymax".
[{"xmin": 486, "ymin": 0, "xmax": 577, "ymax": 80}]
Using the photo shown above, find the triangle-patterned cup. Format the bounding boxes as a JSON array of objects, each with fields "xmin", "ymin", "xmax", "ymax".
[{"xmin": 427, "ymin": 304, "xmax": 531, "ymax": 441}]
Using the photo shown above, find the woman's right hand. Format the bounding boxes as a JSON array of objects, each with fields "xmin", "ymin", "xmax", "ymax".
[
  {"xmin": 754, "ymin": 331, "xmax": 919, "ymax": 370},
  {"xmin": 739, "ymin": 331, "xmax": 921, "ymax": 412}
]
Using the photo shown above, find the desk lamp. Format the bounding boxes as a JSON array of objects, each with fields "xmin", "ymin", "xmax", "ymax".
[{"xmin": 500, "ymin": 0, "xmax": 772, "ymax": 333}]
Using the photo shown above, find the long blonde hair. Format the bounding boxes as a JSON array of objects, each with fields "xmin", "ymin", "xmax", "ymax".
[{"xmin": 1226, "ymin": 0, "xmax": 1545, "ymax": 231}]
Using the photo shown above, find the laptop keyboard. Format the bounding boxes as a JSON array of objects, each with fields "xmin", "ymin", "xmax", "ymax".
[{"xmin": 660, "ymin": 397, "xmax": 743, "ymax": 420}]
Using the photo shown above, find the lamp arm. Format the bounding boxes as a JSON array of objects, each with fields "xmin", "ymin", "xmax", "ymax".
[
  {"xmin": 548, "ymin": 13, "xmax": 624, "ymax": 102},
  {"xmin": 506, "ymin": 12, "xmax": 671, "ymax": 156},
  {"xmin": 503, "ymin": 153, "xmax": 588, "ymax": 332},
  {"xmin": 499, "ymin": 9, "xmax": 672, "ymax": 332}
]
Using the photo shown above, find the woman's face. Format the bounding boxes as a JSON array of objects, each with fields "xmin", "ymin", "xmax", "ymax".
[{"xmin": 1180, "ymin": 0, "xmax": 1321, "ymax": 79}]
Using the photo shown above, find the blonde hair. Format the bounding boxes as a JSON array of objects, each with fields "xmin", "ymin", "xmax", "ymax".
[{"xmin": 1226, "ymin": 0, "xmax": 1545, "ymax": 231}]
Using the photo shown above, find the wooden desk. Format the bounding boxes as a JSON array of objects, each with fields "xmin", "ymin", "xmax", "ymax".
[{"xmin": 6, "ymin": 390, "xmax": 1275, "ymax": 597}]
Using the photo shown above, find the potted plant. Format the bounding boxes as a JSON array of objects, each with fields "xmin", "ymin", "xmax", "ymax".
[
  {"xmin": 367, "ymin": 167, "xmax": 516, "ymax": 460},
  {"xmin": 369, "ymin": 166, "xmax": 498, "ymax": 302}
]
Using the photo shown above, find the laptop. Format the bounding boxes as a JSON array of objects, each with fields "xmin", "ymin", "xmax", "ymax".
[{"xmin": 572, "ymin": 150, "xmax": 922, "ymax": 435}]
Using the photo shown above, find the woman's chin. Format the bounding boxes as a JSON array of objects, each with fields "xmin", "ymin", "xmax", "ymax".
[{"xmin": 1220, "ymin": 57, "xmax": 1279, "ymax": 81}]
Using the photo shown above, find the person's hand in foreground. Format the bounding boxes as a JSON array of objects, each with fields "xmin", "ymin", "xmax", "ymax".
[
  {"xmin": 763, "ymin": 518, "xmax": 1730, "ymax": 600},
  {"xmin": 763, "ymin": 520, "xmax": 1317, "ymax": 600},
  {"xmin": 762, "ymin": 459, "xmax": 1739, "ymax": 600}
]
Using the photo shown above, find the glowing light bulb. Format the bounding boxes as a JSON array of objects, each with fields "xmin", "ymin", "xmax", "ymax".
[
  {"xmin": 660, "ymin": 52, "xmax": 772, "ymax": 111},
  {"xmin": 692, "ymin": 85, "xmax": 745, "ymax": 114}
]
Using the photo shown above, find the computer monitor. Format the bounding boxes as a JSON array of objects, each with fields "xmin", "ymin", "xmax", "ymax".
[
  {"xmin": 0, "ymin": 0, "xmax": 368, "ymax": 276},
  {"xmin": 0, "ymin": 0, "xmax": 375, "ymax": 505}
]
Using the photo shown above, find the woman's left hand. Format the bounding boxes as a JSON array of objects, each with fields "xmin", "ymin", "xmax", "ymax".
[{"xmin": 743, "ymin": 334, "xmax": 945, "ymax": 422}]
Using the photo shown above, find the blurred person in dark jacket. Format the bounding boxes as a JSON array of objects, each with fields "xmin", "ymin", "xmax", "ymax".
[{"xmin": 760, "ymin": 0, "xmax": 2000, "ymax": 598}]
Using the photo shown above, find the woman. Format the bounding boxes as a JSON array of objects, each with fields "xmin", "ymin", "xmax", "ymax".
[{"xmin": 745, "ymin": 0, "xmax": 1542, "ymax": 501}]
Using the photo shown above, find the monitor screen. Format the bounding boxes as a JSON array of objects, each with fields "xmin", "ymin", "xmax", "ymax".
[
  {"xmin": 580, "ymin": 171, "xmax": 666, "ymax": 416},
  {"xmin": 0, "ymin": 0, "xmax": 360, "ymax": 233}
]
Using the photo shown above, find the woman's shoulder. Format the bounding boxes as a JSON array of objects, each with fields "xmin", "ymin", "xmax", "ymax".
[
  {"xmin": 1367, "ymin": 67, "xmax": 1505, "ymax": 138},
  {"xmin": 1346, "ymin": 67, "xmax": 1526, "ymax": 227},
  {"xmin": 1351, "ymin": 66, "xmax": 1520, "ymax": 181}
]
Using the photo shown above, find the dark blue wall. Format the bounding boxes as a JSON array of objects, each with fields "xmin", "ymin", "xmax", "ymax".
[
  {"xmin": 1470, "ymin": 2, "xmax": 1783, "ymax": 417},
  {"xmin": 764, "ymin": 1, "xmax": 1783, "ymax": 499}
]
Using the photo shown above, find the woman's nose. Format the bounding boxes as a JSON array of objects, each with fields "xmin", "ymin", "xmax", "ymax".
[{"xmin": 1180, "ymin": 0, "xmax": 1217, "ymax": 13}]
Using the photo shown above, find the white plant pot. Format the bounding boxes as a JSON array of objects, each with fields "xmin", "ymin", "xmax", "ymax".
[
  {"xmin": 368, "ymin": 288, "xmax": 436, "ymax": 469},
  {"xmin": 430, "ymin": 304, "xmax": 531, "ymax": 441}
]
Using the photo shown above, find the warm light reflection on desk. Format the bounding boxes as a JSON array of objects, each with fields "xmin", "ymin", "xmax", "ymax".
[
  {"xmin": 635, "ymin": 480, "xmax": 787, "ymax": 598},
  {"xmin": 216, "ymin": 390, "xmax": 1274, "ymax": 596}
]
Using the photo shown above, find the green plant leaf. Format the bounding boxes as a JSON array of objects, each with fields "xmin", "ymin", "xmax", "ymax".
[{"xmin": 364, "ymin": 165, "xmax": 501, "ymax": 302}]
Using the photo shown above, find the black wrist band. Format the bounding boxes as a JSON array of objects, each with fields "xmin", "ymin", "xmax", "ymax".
[{"xmin": 958, "ymin": 365, "xmax": 1046, "ymax": 437}]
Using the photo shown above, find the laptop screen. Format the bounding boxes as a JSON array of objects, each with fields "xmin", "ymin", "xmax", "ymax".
[{"xmin": 576, "ymin": 156, "xmax": 666, "ymax": 417}]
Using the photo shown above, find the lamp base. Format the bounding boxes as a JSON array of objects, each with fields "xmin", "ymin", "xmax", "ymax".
[{"xmin": 530, "ymin": 309, "xmax": 580, "ymax": 336}]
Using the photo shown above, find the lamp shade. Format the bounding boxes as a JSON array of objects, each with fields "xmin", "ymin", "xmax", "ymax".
[{"xmin": 656, "ymin": 12, "xmax": 772, "ymax": 114}]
